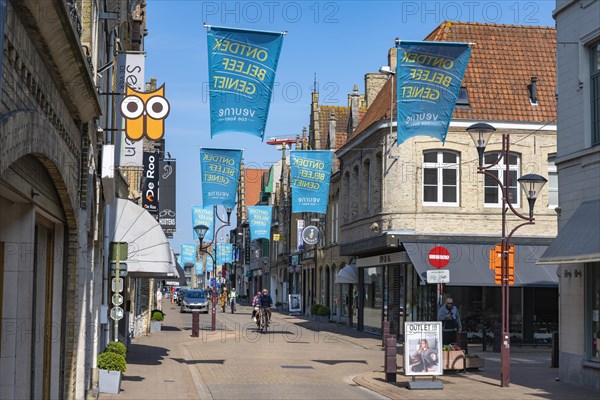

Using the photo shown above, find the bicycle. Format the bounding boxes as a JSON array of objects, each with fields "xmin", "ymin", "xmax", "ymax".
[
  {"xmin": 230, "ymin": 297, "xmax": 236, "ymax": 314},
  {"xmin": 258, "ymin": 306, "xmax": 270, "ymax": 334}
]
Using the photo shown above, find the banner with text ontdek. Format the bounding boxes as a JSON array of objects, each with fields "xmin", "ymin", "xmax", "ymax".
[
  {"xmin": 199, "ymin": 148, "xmax": 242, "ymax": 208},
  {"xmin": 290, "ymin": 150, "xmax": 332, "ymax": 214},
  {"xmin": 216, "ymin": 243, "xmax": 233, "ymax": 265},
  {"xmin": 192, "ymin": 205, "xmax": 214, "ymax": 242},
  {"xmin": 248, "ymin": 206, "xmax": 272, "ymax": 240},
  {"xmin": 207, "ymin": 26, "xmax": 284, "ymax": 140},
  {"xmin": 396, "ymin": 41, "xmax": 470, "ymax": 145},
  {"xmin": 180, "ymin": 244, "xmax": 197, "ymax": 265}
]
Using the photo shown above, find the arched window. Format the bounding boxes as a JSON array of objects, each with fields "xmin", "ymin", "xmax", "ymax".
[
  {"xmin": 422, "ymin": 150, "xmax": 460, "ymax": 206},
  {"xmin": 363, "ymin": 159, "xmax": 371, "ymax": 211}
]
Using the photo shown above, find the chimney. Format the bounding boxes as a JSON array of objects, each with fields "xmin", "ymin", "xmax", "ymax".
[
  {"xmin": 328, "ymin": 111, "xmax": 336, "ymax": 150},
  {"xmin": 528, "ymin": 76, "xmax": 538, "ymax": 105},
  {"xmin": 349, "ymin": 84, "xmax": 360, "ymax": 134},
  {"xmin": 388, "ymin": 46, "xmax": 397, "ymax": 70}
]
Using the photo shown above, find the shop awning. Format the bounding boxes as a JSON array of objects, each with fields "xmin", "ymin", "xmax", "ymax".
[
  {"xmin": 537, "ymin": 199, "xmax": 600, "ymax": 265},
  {"xmin": 404, "ymin": 242, "xmax": 558, "ymax": 287},
  {"xmin": 111, "ymin": 198, "xmax": 175, "ymax": 278},
  {"xmin": 335, "ymin": 264, "xmax": 358, "ymax": 284}
]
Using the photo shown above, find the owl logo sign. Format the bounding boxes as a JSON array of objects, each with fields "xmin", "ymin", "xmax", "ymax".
[{"xmin": 120, "ymin": 85, "xmax": 170, "ymax": 141}]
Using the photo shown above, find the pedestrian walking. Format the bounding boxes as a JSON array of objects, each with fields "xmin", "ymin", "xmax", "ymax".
[{"xmin": 438, "ymin": 297, "xmax": 461, "ymax": 345}]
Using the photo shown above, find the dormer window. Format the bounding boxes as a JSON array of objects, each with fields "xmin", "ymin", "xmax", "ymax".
[{"xmin": 456, "ymin": 86, "xmax": 470, "ymax": 106}]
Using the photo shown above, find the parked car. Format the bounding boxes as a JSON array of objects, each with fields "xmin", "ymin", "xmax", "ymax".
[
  {"xmin": 176, "ymin": 288, "xmax": 188, "ymax": 306},
  {"xmin": 180, "ymin": 289, "xmax": 209, "ymax": 313}
]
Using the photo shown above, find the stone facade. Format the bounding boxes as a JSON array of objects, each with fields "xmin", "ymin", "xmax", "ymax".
[
  {"xmin": 0, "ymin": 1, "xmax": 103, "ymax": 398},
  {"xmin": 552, "ymin": 0, "xmax": 600, "ymax": 390}
]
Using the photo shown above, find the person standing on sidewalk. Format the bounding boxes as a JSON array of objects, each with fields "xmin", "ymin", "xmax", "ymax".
[
  {"xmin": 156, "ymin": 288, "xmax": 163, "ymax": 311},
  {"xmin": 438, "ymin": 297, "xmax": 461, "ymax": 345}
]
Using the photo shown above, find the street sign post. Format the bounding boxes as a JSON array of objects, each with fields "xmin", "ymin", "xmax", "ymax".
[
  {"xmin": 110, "ymin": 262, "xmax": 128, "ymax": 277},
  {"xmin": 427, "ymin": 269, "xmax": 450, "ymax": 284},
  {"xmin": 110, "ymin": 306, "xmax": 124, "ymax": 321},
  {"xmin": 427, "ymin": 246, "xmax": 450, "ymax": 269},
  {"xmin": 111, "ymin": 277, "xmax": 124, "ymax": 292},
  {"xmin": 112, "ymin": 293, "xmax": 123, "ymax": 306}
]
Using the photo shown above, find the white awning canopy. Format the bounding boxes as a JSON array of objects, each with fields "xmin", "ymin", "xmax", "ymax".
[
  {"xmin": 111, "ymin": 198, "xmax": 175, "ymax": 278},
  {"xmin": 335, "ymin": 263, "xmax": 358, "ymax": 284}
]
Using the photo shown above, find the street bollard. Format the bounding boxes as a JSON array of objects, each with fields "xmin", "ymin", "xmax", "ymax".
[
  {"xmin": 191, "ymin": 311, "xmax": 199, "ymax": 337},
  {"xmin": 482, "ymin": 323, "xmax": 487, "ymax": 352},
  {"xmin": 384, "ymin": 335, "xmax": 397, "ymax": 382},
  {"xmin": 382, "ymin": 320, "xmax": 390, "ymax": 347},
  {"xmin": 457, "ymin": 331, "xmax": 468, "ymax": 355}
]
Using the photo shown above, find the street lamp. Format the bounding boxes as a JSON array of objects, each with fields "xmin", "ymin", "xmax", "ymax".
[
  {"xmin": 194, "ymin": 205, "xmax": 232, "ymax": 331},
  {"xmin": 467, "ymin": 123, "xmax": 547, "ymax": 387}
]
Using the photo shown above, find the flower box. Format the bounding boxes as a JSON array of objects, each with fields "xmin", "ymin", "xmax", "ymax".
[
  {"xmin": 466, "ymin": 356, "xmax": 485, "ymax": 369},
  {"xmin": 442, "ymin": 350, "xmax": 465, "ymax": 370}
]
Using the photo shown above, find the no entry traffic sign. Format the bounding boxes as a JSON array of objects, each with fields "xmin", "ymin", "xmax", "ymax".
[{"xmin": 428, "ymin": 246, "xmax": 450, "ymax": 269}]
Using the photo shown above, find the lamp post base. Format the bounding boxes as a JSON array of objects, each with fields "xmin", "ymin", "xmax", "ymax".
[
  {"xmin": 211, "ymin": 295, "xmax": 217, "ymax": 331},
  {"xmin": 501, "ymin": 331, "xmax": 511, "ymax": 387}
]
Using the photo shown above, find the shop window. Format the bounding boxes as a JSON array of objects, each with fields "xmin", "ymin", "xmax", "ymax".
[{"xmin": 591, "ymin": 42, "xmax": 600, "ymax": 145}]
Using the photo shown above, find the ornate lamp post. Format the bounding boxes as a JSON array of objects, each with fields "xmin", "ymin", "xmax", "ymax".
[
  {"xmin": 194, "ymin": 205, "xmax": 232, "ymax": 331},
  {"xmin": 467, "ymin": 122, "xmax": 547, "ymax": 387}
]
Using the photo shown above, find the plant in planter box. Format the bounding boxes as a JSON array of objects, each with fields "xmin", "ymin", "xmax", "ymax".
[
  {"xmin": 150, "ymin": 309, "xmax": 164, "ymax": 332},
  {"xmin": 97, "ymin": 349, "xmax": 126, "ymax": 394},
  {"xmin": 104, "ymin": 341, "xmax": 127, "ymax": 356},
  {"xmin": 465, "ymin": 354, "xmax": 485, "ymax": 369},
  {"xmin": 310, "ymin": 304, "xmax": 321, "ymax": 317},
  {"xmin": 151, "ymin": 309, "xmax": 165, "ymax": 321},
  {"xmin": 316, "ymin": 305, "xmax": 330, "ymax": 322}
]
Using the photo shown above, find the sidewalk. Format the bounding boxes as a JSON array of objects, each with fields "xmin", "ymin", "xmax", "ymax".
[{"xmin": 96, "ymin": 303, "xmax": 598, "ymax": 399}]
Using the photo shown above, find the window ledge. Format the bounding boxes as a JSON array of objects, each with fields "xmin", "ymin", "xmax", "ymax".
[{"xmin": 581, "ymin": 360, "xmax": 600, "ymax": 370}]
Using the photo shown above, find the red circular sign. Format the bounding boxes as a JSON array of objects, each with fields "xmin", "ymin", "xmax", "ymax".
[{"xmin": 428, "ymin": 246, "xmax": 450, "ymax": 269}]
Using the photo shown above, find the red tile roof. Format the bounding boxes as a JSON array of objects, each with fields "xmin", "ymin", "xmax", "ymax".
[
  {"xmin": 244, "ymin": 168, "xmax": 268, "ymax": 206},
  {"xmin": 348, "ymin": 22, "xmax": 556, "ymax": 144}
]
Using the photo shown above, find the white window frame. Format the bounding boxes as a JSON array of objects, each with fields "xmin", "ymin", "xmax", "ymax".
[
  {"xmin": 422, "ymin": 150, "xmax": 460, "ymax": 207},
  {"xmin": 483, "ymin": 152, "xmax": 520, "ymax": 208}
]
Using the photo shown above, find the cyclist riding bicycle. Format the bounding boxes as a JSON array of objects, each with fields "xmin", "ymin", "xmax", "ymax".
[
  {"xmin": 251, "ymin": 290, "xmax": 261, "ymax": 322},
  {"xmin": 229, "ymin": 288, "xmax": 238, "ymax": 312},
  {"xmin": 220, "ymin": 288, "xmax": 228, "ymax": 312},
  {"xmin": 259, "ymin": 288, "xmax": 273, "ymax": 326}
]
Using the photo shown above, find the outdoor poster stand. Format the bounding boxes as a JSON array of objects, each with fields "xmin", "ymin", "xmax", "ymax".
[
  {"xmin": 404, "ymin": 321, "xmax": 444, "ymax": 390},
  {"xmin": 288, "ymin": 294, "xmax": 301, "ymax": 315}
]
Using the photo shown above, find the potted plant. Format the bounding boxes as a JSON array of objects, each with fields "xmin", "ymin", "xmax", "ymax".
[
  {"xmin": 465, "ymin": 354, "xmax": 485, "ymax": 369},
  {"xmin": 97, "ymin": 346, "xmax": 126, "ymax": 394},
  {"xmin": 317, "ymin": 305, "xmax": 331, "ymax": 323},
  {"xmin": 150, "ymin": 309, "xmax": 164, "ymax": 332},
  {"xmin": 104, "ymin": 341, "xmax": 127, "ymax": 356},
  {"xmin": 310, "ymin": 304, "xmax": 321, "ymax": 319}
]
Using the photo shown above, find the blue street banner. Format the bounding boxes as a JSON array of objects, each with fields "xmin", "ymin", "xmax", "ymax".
[
  {"xmin": 396, "ymin": 41, "xmax": 471, "ymax": 145},
  {"xmin": 216, "ymin": 243, "xmax": 233, "ymax": 265},
  {"xmin": 195, "ymin": 261, "xmax": 204, "ymax": 275},
  {"xmin": 206, "ymin": 256, "xmax": 214, "ymax": 272},
  {"xmin": 192, "ymin": 205, "xmax": 214, "ymax": 241},
  {"xmin": 206, "ymin": 25, "xmax": 285, "ymax": 140},
  {"xmin": 199, "ymin": 148, "xmax": 243, "ymax": 208},
  {"xmin": 248, "ymin": 206, "xmax": 272, "ymax": 240},
  {"xmin": 180, "ymin": 244, "xmax": 197, "ymax": 265},
  {"xmin": 290, "ymin": 150, "xmax": 332, "ymax": 214}
]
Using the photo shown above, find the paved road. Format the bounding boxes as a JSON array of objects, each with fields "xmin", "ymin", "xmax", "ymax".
[
  {"xmin": 101, "ymin": 301, "xmax": 386, "ymax": 399},
  {"xmin": 177, "ymin": 303, "xmax": 386, "ymax": 399}
]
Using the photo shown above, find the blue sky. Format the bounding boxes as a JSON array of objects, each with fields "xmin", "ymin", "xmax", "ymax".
[{"xmin": 143, "ymin": 0, "xmax": 556, "ymax": 250}]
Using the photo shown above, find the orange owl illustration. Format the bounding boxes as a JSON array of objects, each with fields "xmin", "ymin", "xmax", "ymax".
[{"xmin": 120, "ymin": 84, "xmax": 170, "ymax": 141}]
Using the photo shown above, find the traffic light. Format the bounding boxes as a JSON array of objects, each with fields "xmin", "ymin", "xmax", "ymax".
[{"xmin": 491, "ymin": 244, "xmax": 515, "ymax": 285}]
